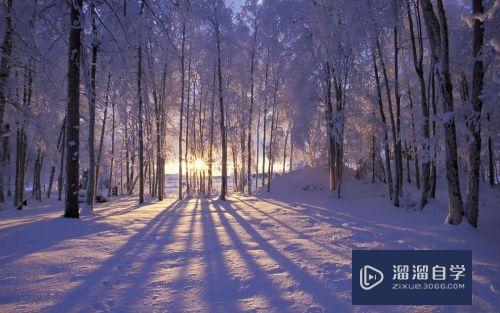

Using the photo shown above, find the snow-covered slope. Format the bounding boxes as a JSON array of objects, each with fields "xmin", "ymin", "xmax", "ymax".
[{"xmin": 0, "ymin": 167, "xmax": 499, "ymax": 312}]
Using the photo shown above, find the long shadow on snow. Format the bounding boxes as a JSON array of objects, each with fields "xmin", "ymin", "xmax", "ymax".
[
  {"xmin": 199, "ymin": 198, "xmax": 241, "ymax": 313},
  {"xmin": 46, "ymin": 200, "xmax": 186, "ymax": 313},
  {"xmin": 210, "ymin": 200, "xmax": 291, "ymax": 310},
  {"xmin": 213, "ymin": 200, "xmax": 351, "ymax": 312},
  {"xmin": 121, "ymin": 198, "xmax": 203, "ymax": 312},
  {"xmin": 0, "ymin": 212, "xmax": 112, "ymax": 266},
  {"xmin": 236, "ymin": 197, "xmax": 351, "ymax": 261}
]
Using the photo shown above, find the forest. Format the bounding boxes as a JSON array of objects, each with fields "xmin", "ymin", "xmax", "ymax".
[{"xmin": 0, "ymin": 0, "xmax": 499, "ymax": 312}]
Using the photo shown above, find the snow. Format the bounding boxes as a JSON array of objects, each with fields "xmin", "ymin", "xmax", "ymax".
[{"xmin": 1, "ymin": 167, "xmax": 499, "ymax": 312}]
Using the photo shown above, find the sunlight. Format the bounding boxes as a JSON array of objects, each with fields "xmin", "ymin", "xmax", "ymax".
[{"xmin": 193, "ymin": 159, "xmax": 206, "ymax": 171}]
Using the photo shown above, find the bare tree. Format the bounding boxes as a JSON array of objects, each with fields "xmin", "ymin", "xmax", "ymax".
[
  {"xmin": 137, "ymin": 47, "xmax": 144, "ymax": 204},
  {"xmin": 420, "ymin": 0, "xmax": 464, "ymax": 224},
  {"xmin": 108, "ymin": 90, "xmax": 116, "ymax": 198},
  {"xmin": 376, "ymin": 37, "xmax": 400, "ymax": 207},
  {"xmin": 372, "ymin": 49, "xmax": 394, "ymax": 200},
  {"xmin": 214, "ymin": 10, "xmax": 227, "ymax": 200},
  {"xmin": 95, "ymin": 74, "xmax": 111, "ymax": 198},
  {"xmin": 178, "ymin": 25, "xmax": 186, "ymax": 200},
  {"xmin": 465, "ymin": 0, "xmax": 485, "ymax": 228},
  {"xmin": 65, "ymin": 0, "xmax": 83, "ymax": 218},
  {"xmin": 407, "ymin": 0, "xmax": 430, "ymax": 209},
  {"xmin": 86, "ymin": 2, "xmax": 99, "ymax": 210},
  {"xmin": 0, "ymin": 0, "xmax": 13, "ymax": 204},
  {"xmin": 247, "ymin": 21, "xmax": 258, "ymax": 194}
]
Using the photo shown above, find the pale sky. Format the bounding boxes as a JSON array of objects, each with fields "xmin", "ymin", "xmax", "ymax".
[{"xmin": 228, "ymin": 0, "xmax": 245, "ymax": 12}]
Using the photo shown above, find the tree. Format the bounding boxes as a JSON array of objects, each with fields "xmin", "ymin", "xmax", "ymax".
[
  {"xmin": 376, "ymin": 38, "xmax": 400, "ymax": 206},
  {"xmin": 213, "ymin": 1, "xmax": 228, "ymax": 200},
  {"xmin": 372, "ymin": 49, "xmax": 394, "ymax": 201},
  {"xmin": 407, "ymin": 0, "xmax": 430, "ymax": 209},
  {"xmin": 65, "ymin": 0, "xmax": 83, "ymax": 218},
  {"xmin": 0, "ymin": 0, "xmax": 13, "ymax": 204},
  {"xmin": 137, "ymin": 47, "xmax": 144, "ymax": 204},
  {"xmin": 420, "ymin": 0, "xmax": 464, "ymax": 224},
  {"xmin": 86, "ymin": 2, "xmax": 99, "ymax": 210},
  {"xmin": 178, "ymin": 25, "xmax": 186, "ymax": 200},
  {"xmin": 465, "ymin": 0, "xmax": 485, "ymax": 228}
]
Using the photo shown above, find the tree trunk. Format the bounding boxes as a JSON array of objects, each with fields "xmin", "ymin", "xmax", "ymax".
[
  {"xmin": 86, "ymin": 3, "xmax": 98, "ymax": 210},
  {"xmin": 465, "ymin": 0, "xmax": 485, "ymax": 228},
  {"xmin": 178, "ymin": 25, "xmax": 186, "ymax": 200},
  {"xmin": 405, "ymin": 141, "xmax": 411, "ymax": 184},
  {"xmin": 393, "ymin": 27, "xmax": 404, "ymax": 200},
  {"xmin": 95, "ymin": 85, "xmax": 109, "ymax": 198},
  {"xmin": 0, "ymin": 0, "xmax": 13, "ymax": 204},
  {"xmin": 487, "ymin": 113, "xmax": 495, "ymax": 186},
  {"xmin": 208, "ymin": 61, "xmax": 215, "ymax": 196},
  {"xmin": 267, "ymin": 80, "xmax": 278, "ymax": 192},
  {"xmin": 185, "ymin": 51, "xmax": 191, "ymax": 196},
  {"xmin": 14, "ymin": 129, "xmax": 27, "ymax": 209},
  {"xmin": 57, "ymin": 118, "xmax": 66, "ymax": 201},
  {"xmin": 324, "ymin": 61, "xmax": 336, "ymax": 191},
  {"xmin": 155, "ymin": 61, "xmax": 167, "ymax": 200},
  {"xmin": 137, "ymin": 47, "xmax": 144, "ymax": 204},
  {"xmin": 407, "ymin": 0, "xmax": 430, "ymax": 208},
  {"xmin": 420, "ymin": 0, "xmax": 464, "ymax": 224},
  {"xmin": 372, "ymin": 49, "xmax": 393, "ymax": 200},
  {"xmin": 261, "ymin": 61, "xmax": 269, "ymax": 188},
  {"xmin": 255, "ymin": 113, "xmax": 260, "ymax": 188},
  {"xmin": 108, "ymin": 92, "xmax": 115, "ymax": 198},
  {"xmin": 240, "ymin": 126, "xmax": 246, "ymax": 192},
  {"xmin": 376, "ymin": 38, "xmax": 399, "ymax": 207},
  {"xmin": 64, "ymin": 0, "xmax": 82, "ymax": 218},
  {"xmin": 0, "ymin": 123, "xmax": 10, "ymax": 202},
  {"xmin": 32, "ymin": 149, "xmax": 43, "ymax": 201},
  {"xmin": 232, "ymin": 145, "xmax": 238, "ymax": 192},
  {"xmin": 430, "ymin": 69, "xmax": 437, "ymax": 198},
  {"xmin": 372, "ymin": 134, "xmax": 376, "ymax": 183},
  {"xmin": 247, "ymin": 28, "xmax": 257, "ymax": 194},
  {"xmin": 47, "ymin": 164, "xmax": 56, "ymax": 199},
  {"xmin": 215, "ymin": 21, "xmax": 227, "ymax": 200},
  {"xmin": 408, "ymin": 89, "xmax": 420, "ymax": 189},
  {"xmin": 283, "ymin": 127, "xmax": 289, "ymax": 173}
]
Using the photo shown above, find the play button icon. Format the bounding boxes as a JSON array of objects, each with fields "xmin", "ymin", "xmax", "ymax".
[{"xmin": 360, "ymin": 265, "xmax": 384, "ymax": 290}]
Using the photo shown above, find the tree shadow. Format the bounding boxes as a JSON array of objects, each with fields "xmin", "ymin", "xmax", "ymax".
[
  {"xmin": 47, "ymin": 200, "xmax": 186, "ymax": 313},
  {"xmin": 0, "ymin": 213, "xmax": 112, "ymax": 266},
  {"xmin": 209, "ymin": 199, "xmax": 292, "ymax": 310},
  {"xmin": 211, "ymin": 200, "xmax": 351, "ymax": 312},
  {"xmin": 199, "ymin": 198, "xmax": 241, "ymax": 312},
  {"xmin": 236, "ymin": 197, "xmax": 351, "ymax": 260}
]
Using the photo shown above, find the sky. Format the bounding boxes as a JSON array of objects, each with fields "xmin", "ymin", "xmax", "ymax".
[{"xmin": 228, "ymin": 0, "xmax": 245, "ymax": 12}]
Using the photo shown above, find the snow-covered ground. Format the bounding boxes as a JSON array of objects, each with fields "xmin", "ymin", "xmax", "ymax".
[{"xmin": 0, "ymin": 167, "xmax": 499, "ymax": 312}]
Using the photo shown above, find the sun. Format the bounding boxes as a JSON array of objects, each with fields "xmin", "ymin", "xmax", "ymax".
[{"xmin": 193, "ymin": 159, "xmax": 206, "ymax": 171}]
